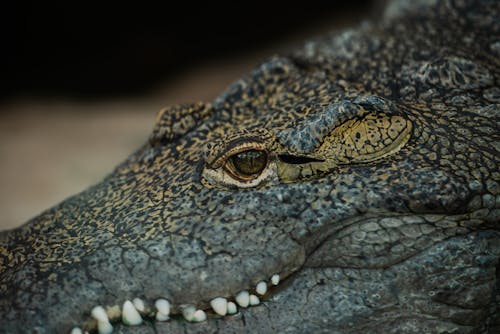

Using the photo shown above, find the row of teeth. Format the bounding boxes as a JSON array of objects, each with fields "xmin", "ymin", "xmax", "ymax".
[{"xmin": 70, "ymin": 274, "xmax": 280, "ymax": 334}]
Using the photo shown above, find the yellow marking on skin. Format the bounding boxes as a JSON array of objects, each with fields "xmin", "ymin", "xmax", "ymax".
[
  {"xmin": 143, "ymin": 228, "xmax": 158, "ymax": 240},
  {"xmin": 319, "ymin": 113, "xmax": 412, "ymax": 163}
]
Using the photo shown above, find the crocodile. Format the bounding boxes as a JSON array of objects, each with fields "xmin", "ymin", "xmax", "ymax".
[{"xmin": 1, "ymin": 0, "xmax": 499, "ymax": 333}]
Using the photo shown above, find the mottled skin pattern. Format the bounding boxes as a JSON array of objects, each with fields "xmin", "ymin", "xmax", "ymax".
[{"xmin": 1, "ymin": 0, "xmax": 500, "ymax": 333}]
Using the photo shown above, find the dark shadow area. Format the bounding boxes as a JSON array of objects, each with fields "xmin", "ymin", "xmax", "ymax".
[{"xmin": 1, "ymin": 1, "xmax": 374, "ymax": 102}]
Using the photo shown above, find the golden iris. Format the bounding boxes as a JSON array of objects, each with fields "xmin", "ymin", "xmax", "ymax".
[{"xmin": 226, "ymin": 149, "xmax": 268, "ymax": 180}]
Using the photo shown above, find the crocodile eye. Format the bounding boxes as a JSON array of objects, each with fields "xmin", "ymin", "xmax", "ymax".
[
  {"xmin": 225, "ymin": 149, "xmax": 268, "ymax": 181},
  {"xmin": 202, "ymin": 129, "xmax": 275, "ymax": 188}
]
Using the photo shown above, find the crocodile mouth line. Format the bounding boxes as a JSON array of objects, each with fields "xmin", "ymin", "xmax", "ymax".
[
  {"xmin": 68, "ymin": 211, "xmax": 479, "ymax": 334},
  {"xmin": 70, "ymin": 217, "xmax": 338, "ymax": 334},
  {"xmin": 71, "ymin": 271, "xmax": 295, "ymax": 334},
  {"xmin": 69, "ymin": 215, "xmax": 345, "ymax": 333}
]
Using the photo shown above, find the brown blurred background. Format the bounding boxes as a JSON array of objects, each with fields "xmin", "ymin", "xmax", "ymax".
[{"xmin": 0, "ymin": 2, "xmax": 376, "ymax": 230}]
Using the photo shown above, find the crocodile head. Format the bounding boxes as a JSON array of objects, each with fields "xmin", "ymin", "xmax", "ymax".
[{"xmin": 1, "ymin": 0, "xmax": 499, "ymax": 333}]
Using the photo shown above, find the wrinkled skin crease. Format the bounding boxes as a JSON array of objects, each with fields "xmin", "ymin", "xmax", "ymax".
[{"xmin": 1, "ymin": 0, "xmax": 500, "ymax": 333}]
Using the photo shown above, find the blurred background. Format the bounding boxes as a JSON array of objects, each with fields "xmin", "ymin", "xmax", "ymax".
[{"xmin": 0, "ymin": 1, "xmax": 376, "ymax": 230}]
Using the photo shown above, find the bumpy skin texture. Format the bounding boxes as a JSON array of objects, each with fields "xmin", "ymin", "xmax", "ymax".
[{"xmin": 1, "ymin": 0, "xmax": 500, "ymax": 333}]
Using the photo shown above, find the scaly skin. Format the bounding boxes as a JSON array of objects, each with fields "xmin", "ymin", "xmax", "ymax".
[{"xmin": 1, "ymin": 0, "xmax": 499, "ymax": 333}]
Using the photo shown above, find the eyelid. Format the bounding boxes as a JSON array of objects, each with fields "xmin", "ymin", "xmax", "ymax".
[{"xmin": 211, "ymin": 141, "xmax": 268, "ymax": 168}]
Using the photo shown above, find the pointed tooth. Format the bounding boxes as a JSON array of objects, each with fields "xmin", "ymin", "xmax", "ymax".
[
  {"xmin": 210, "ymin": 297, "xmax": 227, "ymax": 316},
  {"xmin": 91, "ymin": 306, "xmax": 109, "ymax": 323},
  {"xmin": 91, "ymin": 306, "xmax": 113, "ymax": 334},
  {"xmin": 249, "ymin": 294, "xmax": 260, "ymax": 306},
  {"xmin": 96, "ymin": 323, "xmax": 112, "ymax": 334},
  {"xmin": 192, "ymin": 309, "xmax": 207, "ymax": 322},
  {"xmin": 256, "ymin": 281, "xmax": 267, "ymax": 295},
  {"xmin": 122, "ymin": 300, "xmax": 143, "ymax": 326},
  {"xmin": 132, "ymin": 298, "xmax": 145, "ymax": 313},
  {"xmin": 227, "ymin": 301, "xmax": 237, "ymax": 315},
  {"xmin": 271, "ymin": 274, "xmax": 280, "ymax": 285},
  {"xmin": 235, "ymin": 290, "xmax": 250, "ymax": 308},
  {"xmin": 155, "ymin": 299, "xmax": 170, "ymax": 321},
  {"xmin": 70, "ymin": 328, "xmax": 83, "ymax": 334},
  {"xmin": 182, "ymin": 305, "xmax": 196, "ymax": 321}
]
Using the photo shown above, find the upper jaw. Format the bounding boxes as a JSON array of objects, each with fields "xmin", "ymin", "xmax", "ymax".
[{"xmin": 60, "ymin": 211, "xmax": 309, "ymax": 332}]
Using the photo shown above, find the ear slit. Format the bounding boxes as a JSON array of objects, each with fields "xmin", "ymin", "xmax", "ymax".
[{"xmin": 278, "ymin": 155, "xmax": 324, "ymax": 164}]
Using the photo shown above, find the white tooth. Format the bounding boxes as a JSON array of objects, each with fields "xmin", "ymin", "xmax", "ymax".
[
  {"xmin": 227, "ymin": 301, "xmax": 237, "ymax": 315},
  {"xmin": 210, "ymin": 297, "xmax": 227, "ymax": 316},
  {"xmin": 91, "ymin": 306, "xmax": 109, "ymax": 323},
  {"xmin": 97, "ymin": 322, "xmax": 113, "ymax": 334},
  {"xmin": 256, "ymin": 281, "xmax": 267, "ymax": 295},
  {"xmin": 122, "ymin": 300, "xmax": 143, "ymax": 326},
  {"xmin": 192, "ymin": 309, "xmax": 207, "ymax": 322},
  {"xmin": 182, "ymin": 305, "xmax": 196, "ymax": 321},
  {"xmin": 156, "ymin": 312, "xmax": 170, "ymax": 322},
  {"xmin": 235, "ymin": 290, "xmax": 250, "ymax": 308},
  {"xmin": 91, "ymin": 306, "xmax": 113, "ymax": 334},
  {"xmin": 155, "ymin": 299, "xmax": 170, "ymax": 321},
  {"xmin": 70, "ymin": 328, "xmax": 83, "ymax": 334},
  {"xmin": 132, "ymin": 298, "xmax": 145, "ymax": 313},
  {"xmin": 249, "ymin": 294, "xmax": 260, "ymax": 306},
  {"xmin": 271, "ymin": 274, "xmax": 280, "ymax": 285},
  {"xmin": 182, "ymin": 305, "xmax": 207, "ymax": 322}
]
